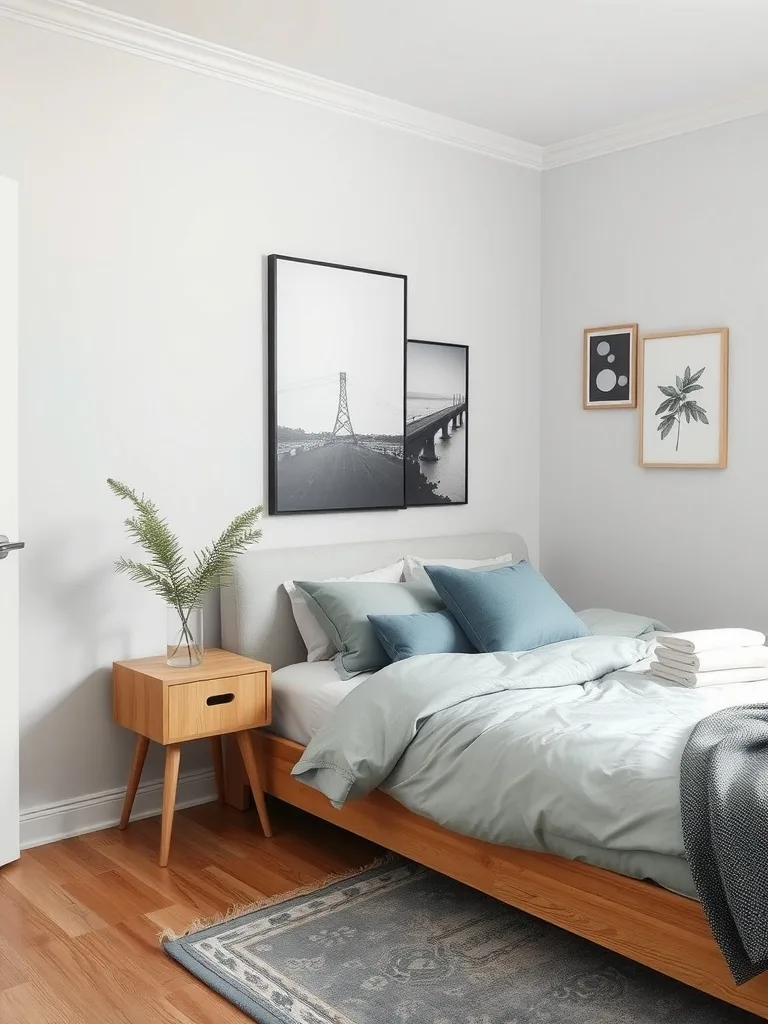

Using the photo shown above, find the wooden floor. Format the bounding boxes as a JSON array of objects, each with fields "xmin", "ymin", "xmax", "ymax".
[{"xmin": 0, "ymin": 799, "xmax": 381, "ymax": 1023}]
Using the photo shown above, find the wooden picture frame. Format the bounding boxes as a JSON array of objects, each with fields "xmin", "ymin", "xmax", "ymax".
[
  {"xmin": 639, "ymin": 328, "xmax": 729, "ymax": 469},
  {"xmin": 583, "ymin": 323, "xmax": 637, "ymax": 409},
  {"xmin": 405, "ymin": 339, "xmax": 469, "ymax": 506},
  {"xmin": 267, "ymin": 254, "xmax": 407, "ymax": 515}
]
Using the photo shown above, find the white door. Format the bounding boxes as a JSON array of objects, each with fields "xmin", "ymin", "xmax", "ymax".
[{"xmin": 0, "ymin": 176, "xmax": 20, "ymax": 867}]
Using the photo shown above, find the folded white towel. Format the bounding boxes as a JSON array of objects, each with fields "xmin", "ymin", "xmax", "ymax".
[
  {"xmin": 657, "ymin": 628, "xmax": 766, "ymax": 655},
  {"xmin": 655, "ymin": 645, "xmax": 768, "ymax": 672},
  {"xmin": 650, "ymin": 661, "xmax": 768, "ymax": 687}
]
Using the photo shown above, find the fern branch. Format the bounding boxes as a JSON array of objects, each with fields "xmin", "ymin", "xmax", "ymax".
[
  {"xmin": 186, "ymin": 507, "xmax": 263, "ymax": 606},
  {"xmin": 108, "ymin": 478, "xmax": 191, "ymax": 605},
  {"xmin": 108, "ymin": 481, "xmax": 262, "ymax": 611},
  {"xmin": 114, "ymin": 557, "xmax": 178, "ymax": 604}
]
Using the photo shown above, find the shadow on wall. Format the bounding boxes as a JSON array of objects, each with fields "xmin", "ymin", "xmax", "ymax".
[{"xmin": 19, "ymin": 540, "xmax": 220, "ymax": 819}]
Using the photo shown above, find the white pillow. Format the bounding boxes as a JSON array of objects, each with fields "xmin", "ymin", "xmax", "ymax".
[
  {"xmin": 284, "ymin": 560, "xmax": 405, "ymax": 662},
  {"xmin": 402, "ymin": 552, "xmax": 517, "ymax": 588}
]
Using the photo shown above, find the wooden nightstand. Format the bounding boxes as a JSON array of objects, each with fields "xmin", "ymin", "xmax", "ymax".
[{"xmin": 113, "ymin": 648, "xmax": 273, "ymax": 866}]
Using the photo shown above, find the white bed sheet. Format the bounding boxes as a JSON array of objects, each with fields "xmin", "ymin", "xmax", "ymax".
[{"xmin": 270, "ymin": 661, "xmax": 372, "ymax": 745}]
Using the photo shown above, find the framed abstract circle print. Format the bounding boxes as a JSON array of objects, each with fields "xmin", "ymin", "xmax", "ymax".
[{"xmin": 583, "ymin": 323, "xmax": 637, "ymax": 409}]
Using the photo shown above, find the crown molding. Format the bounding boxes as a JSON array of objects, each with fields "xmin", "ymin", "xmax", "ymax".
[
  {"xmin": 542, "ymin": 92, "xmax": 768, "ymax": 169},
  {"xmin": 3, "ymin": 0, "xmax": 767, "ymax": 173},
  {"xmin": 0, "ymin": 0, "xmax": 543, "ymax": 169}
]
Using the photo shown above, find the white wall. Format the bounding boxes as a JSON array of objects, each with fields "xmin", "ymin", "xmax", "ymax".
[
  {"xmin": 0, "ymin": 20, "xmax": 541, "ymax": 825},
  {"xmin": 541, "ymin": 115, "xmax": 768, "ymax": 630}
]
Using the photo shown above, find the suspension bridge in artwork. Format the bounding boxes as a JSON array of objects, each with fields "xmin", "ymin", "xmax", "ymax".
[{"xmin": 275, "ymin": 371, "xmax": 404, "ymax": 511}]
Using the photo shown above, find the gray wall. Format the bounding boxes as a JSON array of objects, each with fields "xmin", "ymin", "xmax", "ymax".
[
  {"xmin": 541, "ymin": 114, "xmax": 768, "ymax": 631},
  {"xmin": 0, "ymin": 18, "xmax": 540, "ymax": 823}
]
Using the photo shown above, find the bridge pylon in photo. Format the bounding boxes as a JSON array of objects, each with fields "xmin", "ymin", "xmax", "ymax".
[{"xmin": 331, "ymin": 371, "xmax": 357, "ymax": 442}]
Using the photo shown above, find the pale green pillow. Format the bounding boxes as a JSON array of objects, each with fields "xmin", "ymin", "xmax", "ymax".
[{"xmin": 294, "ymin": 580, "xmax": 443, "ymax": 679}]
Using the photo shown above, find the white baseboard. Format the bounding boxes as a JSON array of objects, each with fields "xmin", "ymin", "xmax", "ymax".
[{"xmin": 20, "ymin": 768, "xmax": 217, "ymax": 849}]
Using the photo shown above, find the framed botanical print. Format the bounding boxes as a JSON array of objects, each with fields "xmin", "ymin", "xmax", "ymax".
[
  {"xmin": 583, "ymin": 324, "xmax": 637, "ymax": 409},
  {"xmin": 267, "ymin": 254, "xmax": 407, "ymax": 514},
  {"xmin": 639, "ymin": 328, "xmax": 729, "ymax": 469}
]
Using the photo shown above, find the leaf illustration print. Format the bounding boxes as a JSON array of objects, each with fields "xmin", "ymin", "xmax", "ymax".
[{"xmin": 655, "ymin": 365, "xmax": 709, "ymax": 452}]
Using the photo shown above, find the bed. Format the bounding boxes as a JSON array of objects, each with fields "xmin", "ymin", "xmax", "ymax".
[{"xmin": 220, "ymin": 531, "xmax": 768, "ymax": 1019}]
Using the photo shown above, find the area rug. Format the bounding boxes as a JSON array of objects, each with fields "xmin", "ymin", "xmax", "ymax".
[{"xmin": 162, "ymin": 858, "xmax": 759, "ymax": 1024}]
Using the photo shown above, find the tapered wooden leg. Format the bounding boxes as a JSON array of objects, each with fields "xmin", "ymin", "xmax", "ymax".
[
  {"xmin": 118, "ymin": 734, "xmax": 150, "ymax": 830},
  {"xmin": 235, "ymin": 730, "xmax": 273, "ymax": 838},
  {"xmin": 224, "ymin": 734, "xmax": 251, "ymax": 810},
  {"xmin": 159, "ymin": 744, "xmax": 181, "ymax": 867},
  {"xmin": 211, "ymin": 736, "xmax": 225, "ymax": 805}
]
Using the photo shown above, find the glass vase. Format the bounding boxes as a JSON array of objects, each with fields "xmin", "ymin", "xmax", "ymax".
[{"xmin": 166, "ymin": 604, "xmax": 204, "ymax": 668}]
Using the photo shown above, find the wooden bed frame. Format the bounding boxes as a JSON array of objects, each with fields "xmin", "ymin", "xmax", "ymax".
[{"xmin": 224, "ymin": 730, "xmax": 768, "ymax": 1019}]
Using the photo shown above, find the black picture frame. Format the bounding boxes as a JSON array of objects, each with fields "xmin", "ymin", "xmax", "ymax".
[
  {"xmin": 268, "ymin": 254, "xmax": 407, "ymax": 515},
  {"xmin": 405, "ymin": 339, "xmax": 469, "ymax": 506}
]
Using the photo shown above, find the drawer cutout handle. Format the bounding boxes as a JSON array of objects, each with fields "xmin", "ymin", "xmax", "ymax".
[{"xmin": 206, "ymin": 692, "xmax": 235, "ymax": 706}]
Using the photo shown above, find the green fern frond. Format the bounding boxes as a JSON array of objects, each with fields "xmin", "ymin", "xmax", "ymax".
[
  {"xmin": 114, "ymin": 557, "xmax": 178, "ymax": 604},
  {"xmin": 107, "ymin": 479, "xmax": 159, "ymax": 519},
  {"xmin": 186, "ymin": 507, "xmax": 263, "ymax": 606},
  {"xmin": 108, "ymin": 481, "xmax": 262, "ymax": 610},
  {"xmin": 108, "ymin": 478, "xmax": 191, "ymax": 605}
]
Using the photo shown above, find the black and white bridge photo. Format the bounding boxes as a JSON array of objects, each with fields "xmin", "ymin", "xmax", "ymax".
[
  {"xmin": 274, "ymin": 370, "xmax": 404, "ymax": 512},
  {"xmin": 405, "ymin": 339, "xmax": 469, "ymax": 506},
  {"xmin": 268, "ymin": 255, "xmax": 406, "ymax": 514}
]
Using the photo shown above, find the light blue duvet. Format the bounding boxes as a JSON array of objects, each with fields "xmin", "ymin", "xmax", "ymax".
[{"xmin": 293, "ymin": 619, "xmax": 768, "ymax": 898}]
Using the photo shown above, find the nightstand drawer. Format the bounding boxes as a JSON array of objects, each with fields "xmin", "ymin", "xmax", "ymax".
[{"xmin": 165, "ymin": 671, "xmax": 268, "ymax": 742}]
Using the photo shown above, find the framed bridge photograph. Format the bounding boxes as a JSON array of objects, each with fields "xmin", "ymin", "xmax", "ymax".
[
  {"xmin": 268, "ymin": 254, "xmax": 407, "ymax": 514},
  {"xmin": 405, "ymin": 339, "xmax": 468, "ymax": 506}
]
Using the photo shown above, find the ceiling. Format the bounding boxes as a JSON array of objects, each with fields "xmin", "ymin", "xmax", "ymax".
[{"xmin": 91, "ymin": 0, "xmax": 768, "ymax": 147}]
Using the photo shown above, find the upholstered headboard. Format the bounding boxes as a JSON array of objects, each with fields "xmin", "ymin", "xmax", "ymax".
[{"xmin": 221, "ymin": 532, "xmax": 527, "ymax": 670}]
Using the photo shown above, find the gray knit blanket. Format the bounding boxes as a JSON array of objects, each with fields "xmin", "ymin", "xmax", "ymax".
[{"xmin": 680, "ymin": 704, "xmax": 768, "ymax": 984}]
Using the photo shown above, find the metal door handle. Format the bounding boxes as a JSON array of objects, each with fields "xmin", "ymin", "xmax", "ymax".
[{"xmin": 0, "ymin": 535, "xmax": 25, "ymax": 559}]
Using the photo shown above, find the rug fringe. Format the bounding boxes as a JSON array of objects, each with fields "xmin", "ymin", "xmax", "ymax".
[{"xmin": 158, "ymin": 852, "xmax": 397, "ymax": 945}]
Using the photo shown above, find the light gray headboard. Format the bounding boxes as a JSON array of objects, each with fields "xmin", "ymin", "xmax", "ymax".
[{"xmin": 221, "ymin": 532, "xmax": 527, "ymax": 669}]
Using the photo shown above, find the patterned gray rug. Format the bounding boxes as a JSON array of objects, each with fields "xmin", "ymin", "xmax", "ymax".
[{"xmin": 163, "ymin": 859, "xmax": 760, "ymax": 1024}]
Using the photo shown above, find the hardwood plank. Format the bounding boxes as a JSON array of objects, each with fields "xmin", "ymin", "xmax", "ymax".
[
  {"xmin": 181, "ymin": 802, "xmax": 359, "ymax": 884},
  {"xmin": 0, "ymin": 801, "xmax": 372, "ymax": 1023},
  {"xmin": 203, "ymin": 863, "xmax": 272, "ymax": 904},
  {"xmin": 155, "ymin": 807, "xmax": 254, "ymax": 861},
  {"xmin": 207, "ymin": 850, "xmax": 312, "ymax": 898},
  {"xmin": 0, "ymin": 980, "xmax": 75, "ymax": 1024},
  {"xmin": 62, "ymin": 869, "xmax": 173, "ymax": 925},
  {"xmin": 112, "ymin": 916, "xmax": 187, "ymax": 986},
  {"xmin": 0, "ymin": 935, "xmax": 32, "ymax": 992},
  {"xmin": 23, "ymin": 935, "xmax": 140, "ymax": 1024},
  {"xmin": 0, "ymin": 876, "xmax": 63, "ymax": 949},
  {"xmin": 2, "ymin": 856, "xmax": 108, "ymax": 938},
  {"xmin": 94, "ymin": 840, "xmax": 238, "ymax": 920},
  {"xmin": 28, "ymin": 835, "xmax": 116, "ymax": 882},
  {"xmin": 87, "ymin": 831, "xmax": 215, "ymax": 906},
  {"xmin": 145, "ymin": 902, "xmax": 208, "ymax": 937}
]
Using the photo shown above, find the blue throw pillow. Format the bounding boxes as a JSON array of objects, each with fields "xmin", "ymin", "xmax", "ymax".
[
  {"xmin": 368, "ymin": 609, "xmax": 474, "ymax": 662},
  {"xmin": 294, "ymin": 580, "xmax": 443, "ymax": 679},
  {"xmin": 424, "ymin": 560, "xmax": 589, "ymax": 653}
]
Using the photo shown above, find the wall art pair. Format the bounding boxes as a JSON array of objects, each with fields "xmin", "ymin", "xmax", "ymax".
[
  {"xmin": 583, "ymin": 323, "xmax": 729, "ymax": 469},
  {"xmin": 267, "ymin": 255, "xmax": 468, "ymax": 515}
]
